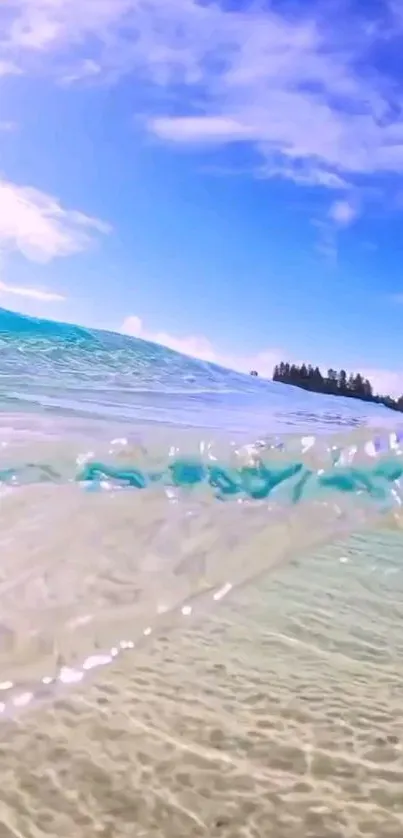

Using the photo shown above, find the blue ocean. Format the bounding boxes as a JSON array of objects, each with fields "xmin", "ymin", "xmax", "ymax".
[{"xmin": 2, "ymin": 307, "xmax": 403, "ymax": 838}]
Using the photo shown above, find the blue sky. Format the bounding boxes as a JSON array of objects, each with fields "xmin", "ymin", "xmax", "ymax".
[{"xmin": 0, "ymin": 0, "xmax": 403, "ymax": 393}]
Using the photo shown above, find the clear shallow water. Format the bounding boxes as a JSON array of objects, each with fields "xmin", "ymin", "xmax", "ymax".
[
  {"xmin": 0, "ymin": 307, "xmax": 403, "ymax": 716},
  {"xmin": 3, "ymin": 534, "xmax": 403, "ymax": 838},
  {"xmin": 2, "ymin": 308, "xmax": 403, "ymax": 836}
]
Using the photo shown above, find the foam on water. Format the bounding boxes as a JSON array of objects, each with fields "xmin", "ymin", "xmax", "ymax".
[{"xmin": 0, "ymin": 308, "xmax": 402, "ymax": 720}]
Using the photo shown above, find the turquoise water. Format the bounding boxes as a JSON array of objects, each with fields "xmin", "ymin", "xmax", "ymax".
[
  {"xmin": 0, "ymin": 306, "xmax": 403, "ymax": 719},
  {"xmin": 0, "ymin": 307, "xmax": 397, "ymax": 434}
]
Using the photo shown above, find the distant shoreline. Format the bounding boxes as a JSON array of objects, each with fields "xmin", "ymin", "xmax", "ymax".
[{"xmin": 273, "ymin": 361, "xmax": 403, "ymax": 415}]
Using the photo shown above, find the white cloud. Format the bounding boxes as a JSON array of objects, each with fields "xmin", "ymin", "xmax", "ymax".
[
  {"xmin": 329, "ymin": 199, "xmax": 358, "ymax": 227},
  {"xmin": 120, "ymin": 315, "xmax": 403, "ymax": 398},
  {"xmin": 0, "ymin": 60, "xmax": 22, "ymax": 77},
  {"xmin": 60, "ymin": 58, "xmax": 101, "ymax": 85},
  {"xmin": 1, "ymin": 0, "xmax": 137, "ymax": 55},
  {"xmin": 0, "ymin": 280, "xmax": 65, "ymax": 301},
  {"xmin": 150, "ymin": 116, "xmax": 253, "ymax": 144},
  {"xmin": 261, "ymin": 162, "xmax": 350, "ymax": 191},
  {"xmin": 361, "ymin": 368, "xmax": 403, "ymax": 398},
  {"xmin": 1, "ymin": 0, "xmax": 402, "ymax": 197},
  {"xmin": 120, "ymin": 315, "xmax": 282, "ymax": 377},
  {"xmin": 314, "ymin": 197, "xmax": 359, "ymax": 261},
  {"xmin": 0, "ymin": 179, "xmax": 110, "ymax": 262}
]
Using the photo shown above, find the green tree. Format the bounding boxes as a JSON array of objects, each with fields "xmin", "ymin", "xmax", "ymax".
[
  {"xmin": 272, "ymin": 360, "xmax": 402, "ymax": 415},
  {"xmin": 338, "ymin": 369, "xmax": 347, "ymax": 393}
]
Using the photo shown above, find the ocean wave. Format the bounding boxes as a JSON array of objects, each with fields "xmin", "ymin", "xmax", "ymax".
[
  {"xmin": 0, "ymin": 307, "xmax": 396, "ymax": 412},
  {"xmin": 1, "ymin": 308, "xmax": 403, "ymax": 721}
]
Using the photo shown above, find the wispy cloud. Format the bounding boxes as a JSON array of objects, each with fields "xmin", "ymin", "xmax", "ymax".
[
  {"xmin": 0, "ymin": 280, "xmax": 65, "ymax": 301},
  {"xmin": 150, "ymin": 116, "xmax": 253, "ymax": 144},
  {"xmin": 360, "ymin": 368, "xmax": 403, "ymax": 398},
  {"xmin": 0, "ymin": 179, "xmax": 110, "ymax": 262},
  {"xmin": 1, "ymin": 0, "xmax": 403, "ymax": 222},
  {"xmin": 121, "ymin": 314, "xmax": 403, "ymax": 397},
  {"xmin": 0, "ymin": 59, "xmax": 22, "ymax": 77},
  {"xmin": 1, "ymin": 0, "xmax": 402, "ymax": 201},
  {"xmin": 315, "ymin": 196, "xmax": 359, "ymax": 261},
  {"xmin": 329, "ymin": 199, "xmax": 358, "ymax": 227},
  {"xmin": 120, "ymin": 315, "xmax": 283, "ymax": 377},
  {"xmin": 60, "ymin": 58, "xmax": 101, "ymax": 86}
]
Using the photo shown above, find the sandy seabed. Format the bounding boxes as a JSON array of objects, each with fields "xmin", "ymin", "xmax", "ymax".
[{"xmin": 2, "ymin": 531, "xmax": 403, "ymax": 838}]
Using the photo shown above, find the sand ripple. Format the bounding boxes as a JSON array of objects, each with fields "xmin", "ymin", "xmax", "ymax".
[{"xmin": 1, "ymin": 531, "xmax": 403, "ymax": 837}]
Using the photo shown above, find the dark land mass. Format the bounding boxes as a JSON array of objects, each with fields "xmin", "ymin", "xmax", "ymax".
[{"xmin": 273, "ymin": 362, "xmax": 403, "ymax": 415}]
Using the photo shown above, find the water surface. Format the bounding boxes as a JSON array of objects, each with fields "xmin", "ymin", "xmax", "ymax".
[{"xmin": 0, "ymin": 308, "xmax": 403, "ymax": 836}]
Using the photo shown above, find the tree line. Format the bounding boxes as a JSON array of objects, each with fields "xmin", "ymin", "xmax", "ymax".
[{"xmin": 272, "ymin": 362, "xmax": 403, "ymax": 413}]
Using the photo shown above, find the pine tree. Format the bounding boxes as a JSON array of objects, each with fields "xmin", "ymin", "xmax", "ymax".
[{"xmin": 271, "ymin": 361, "xmax": 402, "ymax": 414}]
